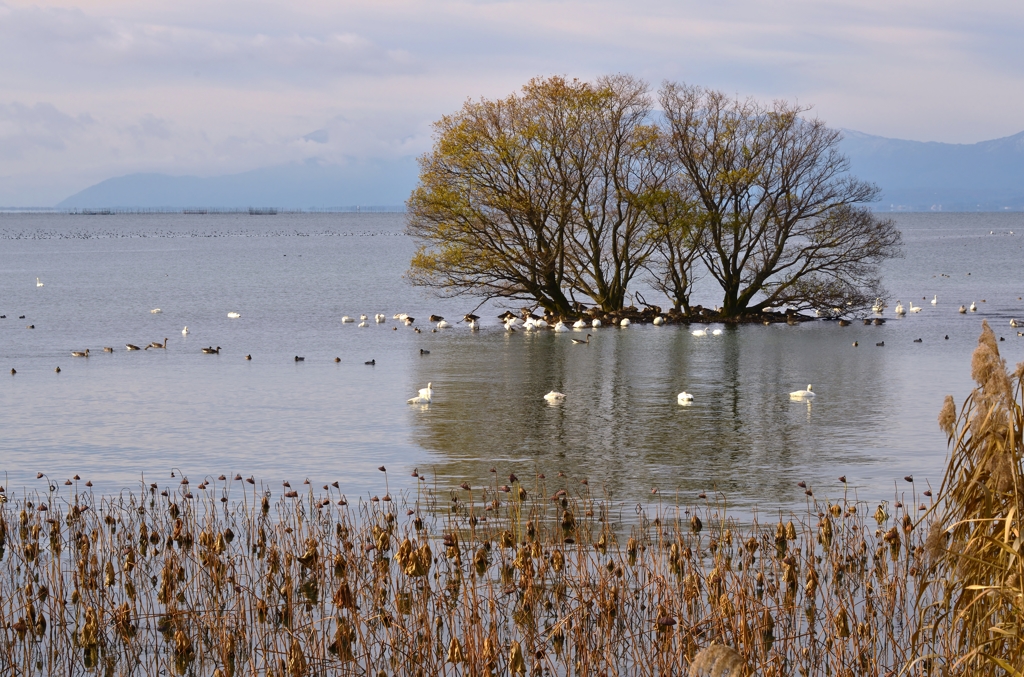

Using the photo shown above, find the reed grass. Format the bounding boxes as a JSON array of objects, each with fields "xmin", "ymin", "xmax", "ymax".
[{"xmin": 0, "ymin": 322, "xmax": 1018, "ymax": 676}]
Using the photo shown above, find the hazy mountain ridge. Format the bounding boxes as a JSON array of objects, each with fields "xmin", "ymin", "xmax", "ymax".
[
  {"xmin": 52, "ymin": 131, "xmax": 1024, "ymax": 211},
  {"xmin": 840, "ymin": 129, "xmax": 1024, "ymax": 211}
]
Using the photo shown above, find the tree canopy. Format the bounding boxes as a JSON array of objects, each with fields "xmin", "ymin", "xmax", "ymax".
[{"xmin": 407, "ymin": 75, "xmax": 902, "ymax": 319}]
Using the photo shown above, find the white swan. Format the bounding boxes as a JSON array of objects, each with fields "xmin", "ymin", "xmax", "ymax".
[
  {"xmin": 543, "ymin": 391, "xmax": 565, "ymax": 403},
  {"xmin": 653, "ymin": 316, "xmax": 664, "ymax": 326},
  {"xmin": 523, "ymin": 319, "xmax": 536, "ymax": 331},
  {"xmin": 404, "ymin": 317, "xmax": 415, "ymax": 326},
  {"xmin": 151, "ymin": 308, "xmax": 162, "ymax": 314},
  {"xmin": 620, "ymin": 318, "xmax": 631, "ymax": 327},
  {"xmin": 342, "ymin": 316, "xmax": 354, "ymax": 323},
  {"xmin": 358, "ymin": 321, "xmax": 368, "ymax": 327},
  {"xmin": 872, "ymin": 298, "xmax": 885, "ymax": 313},
  {"xmin": 592, "ymin": 319, "xmax": 602, "ymax": 328},
  {"xmin": 437, "ymin": 320, "xmax": 450, "ymax": 329},
  {"xmin": 553, "ymin": 321, "xmax": 568, "ymax": 332},
  {"xmin": 36, "ymin": 277, "xmax": 44, "ymax": 287},
  {"xmin": 1011, "ymin": 318, "xmax": 1019, "ymax": 328},
  {"xmin": 894, "ymin": 301, "xmax": 905, "ymax": 316},
  {"xmin": 408, "ymin": 382, "xmax": 433, "ymax": 404},
  {"xmin": 909, "ymin": 301, "xmax": 922, "ymax": 313},
  {"xmin": 573, "ymin": 319, "xmax": 587, "ymax": 329},
  {"xmin": 504, "ymin": 321, "xmax": 517, "ymax": 332},
  {"xmin": 931, "ymin": 295, "xmax": 937, "ymax": 305},
  {"xmin": 507, "ymin": 317, "xmax": 522, "ymax": 326},
  {"xmin": 375, "ymin": 314, "xmax": 386, "ymax": 323},
  {"xmin": 692, "ymin": 328, "xmax": 707, "ymax": 337},
  {"xmin": 711, "ymin": 329, "xmax": 723, "ymax": 336},
  {"xmin": 182, "ymin": 326, "xmax": 189, "ymax": 336},
  {"xmin": 469, "ymin": 319, "xmax": 479, "ymax": 330},
  {"xmin": 789, "ymin": 384, "xmax": 815, "ymax": 399},
  {"xmin": 394, "ymin": 313, "xmax": 409, "ymax": 321},
  {"xmin": 535, "ymin": 319, "xmax": 548, "ymax": 329},
  {"xmin": 677, "ymin": 391, "xmax": 693, "ymax": 403},
  {"xmin": 970, "ymin": 302, "xmax": 977, "ymax": 312},
  {"xmin": 360, "ymin": 314, "xmax": 368, "ymax": 321},
  {"xmin": 227, "ymin": 312, "xmax": 241, "ymax": 319}
]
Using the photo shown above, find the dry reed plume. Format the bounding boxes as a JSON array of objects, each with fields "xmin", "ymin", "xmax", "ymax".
[
  {"xmin": 0, "ymin": 323, "xmax": 1017, "ymax": 675},
  {"xmin": 914, "ymin": 319, "xmax": 1024, "ymax": 674}
]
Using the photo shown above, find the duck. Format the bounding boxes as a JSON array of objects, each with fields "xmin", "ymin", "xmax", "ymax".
[
  {"xmin": 573, "ymin": 319, "xmax": 587, "ymax": 329},
  {"xmin": 909, "ymin": 301, "xmax": 922, "ymax": 313},
  {"xmin": 970, "ymin": 302, "xmax": 977, "ymax": 312},
  {"xmin": 653, "ymin": 316, "xmax": 665, "ymax": 326},
  {"xmin": 692, "ymin": 328, "xmax": 707, "ymax": 337},
  {"xmin": 182, "ymin": 326, "xmax": 189, "ymax": 336},
  {"xmin": 620, "ymin": 318, "xmax": 631, "ymax": 327},
  {"xmin": 553, "ymin": 321, "xmax": 568, "ymax": 332},
  {"xmin": 103, "ymin": 347, "xmax": 114, "ymax": 353},
  {"xmin": 408, "ymin": 382, "xmax": 433, "ymax": 404},
  {"xmin": 543, "ymin": 391, "xmax": 565, "ymax": 403},
  {"xmin": 126, "ymin": 344, "xmax": 142, "ymax": 351},
  {"xmin": 429, "ymin": 315, "xmax": 444, "ymax": 323},
  {"xmin": 294, "ymin": 356, "xmax": 304, "ymax": 362},
  {"xmin": 71, "ymin": 349, "xmax": 89, "ymax": 357},
  {"xmin": 838, "ymin": 319, "xmax": 851, "ymax": 326},
  {"xmin": 463, "ymin": 313, "xmax": 480, "ymax": 323},
  {"xmin": 365, "ymin": 359, "xmax": 375, "ymax": 365},
  {"xmin": 789, "ymin": 384, "xmax": 815, "ymax": 399},
  {"xmin": 677, "ymin": 391, "xmax": 693, "ymax": 403},
  {"xmin": 958, "ymin": 305, "xmax": 967, "ymax": 314},
  {"xmin": 227, "ymin": 312, "xmax": 241, "ymax": 319},
  {"xmin": 436, "ymin": 320, "xmax": 450, "ymax": 329},
  {"xmin": 246, "ymin": 354, "xmax": 252, "ymax": 360},
  {"xmin": 571, "ymin": 334, "xmax": 591, "ymax": 345},
  {"xmin": 145, "ymin": 338, "xmax": 168, "ymax": 350},
  {"xmin": 404, "ymin": 317, "xmax": 415, "ymax": 326},
  {"xmin": 202, "ymin": 346, "xmax": 221, "ymax": 354},
  {"xmin": 420, "ymin": 349, "xmax": 430, "ymax": 355},
  {"xmin": 592, "ymin": 319, "xmax": 602, "ymax": 328},
  {"xmin": 36, "ymin": 277, "xmax": 44, "ymax": 287},
  {"xmin": 894, "ymin": 301, "xmax": 905, "ymax": 316},
  {"xmin": 931, "ymin": 295, "xmax": 938, "ymax": 305},
  {"xmin": 55, "ymin": 366, "xmax": 60, "ymax": 373}
]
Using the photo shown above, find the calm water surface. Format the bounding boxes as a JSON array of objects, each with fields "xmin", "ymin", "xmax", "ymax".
[{"xmin": 2, "ymin": 212, "xmax": 1023, "ymax": 513}]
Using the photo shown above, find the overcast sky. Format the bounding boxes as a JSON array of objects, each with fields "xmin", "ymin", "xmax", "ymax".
[{"xmin": 1, "ymin": 0, "xmax": 1022, "ymax": 205}]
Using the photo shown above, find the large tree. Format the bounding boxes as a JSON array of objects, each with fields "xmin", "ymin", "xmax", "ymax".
[
  {"xmin": 659, "ymin": 83, "xmax": 903, "ymax": 317},
  {"xmin": 406, "ymin": 75, "xmax": 663, "ymax": 314}
]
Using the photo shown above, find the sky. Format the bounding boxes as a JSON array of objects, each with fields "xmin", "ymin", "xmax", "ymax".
[{"xmin": 1, "ymin": 0, "xmax": 1023, "ymax": 206}]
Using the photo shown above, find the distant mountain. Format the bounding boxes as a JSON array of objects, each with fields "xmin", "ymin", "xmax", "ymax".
[
  {"xmin": 55, "ymin": 131, "xmax": 1024, "ymax": 211},
  {"xmin": 56, "ymin": 158, "xmax": 419, "ymax": 210},
  {"xmin": 839, "ymin": 130, "xmax": 1024, "ymax": 211}
]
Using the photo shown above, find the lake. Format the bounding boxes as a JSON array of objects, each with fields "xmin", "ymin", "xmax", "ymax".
[{"xmin": 2, "ymin": 211, "xmax": 1023, "ymax": 514}]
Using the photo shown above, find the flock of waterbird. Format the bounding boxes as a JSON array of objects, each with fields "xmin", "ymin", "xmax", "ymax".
[{"xmin": 12, "ymin": 280, "xmax": 1024, "ymax": 411}]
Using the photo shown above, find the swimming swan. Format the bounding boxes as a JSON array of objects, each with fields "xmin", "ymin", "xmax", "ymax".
[
  {"xmin": 789, "ymin": 384, "xmax": 815, "ymax": 399},
  {"xmin": 592, "ymin": 319, "xmax": 602, "ymax": 328},
  {"xmin": 408, "ymin": 382, "xmax": 433, "ymax": 404},
  {"xmin": 182, "ymin": 326, "xmax": 189, "ymax": 336},
  {"xmin": 969, "ymin": 302, "xmax": 977, "ymax": 312},
  {"xmin": 342, "ymin": 316, "xmax": 354, "ymax": 323},
  {"xmin": 909, "ymin": 301, "xmax": 922, "ymax": 313},
  {"xmin": 894, "ymin": 301, "xmax": 905, "ymax": 316},
  {"xmin": 543, "ymin": 391, "xmax": 565, "ymax": 403},
  {"xmin": 653, "ymin": 316, "xmax": 665, "ymax": 326},
  {"xmin": 931, "ymin": 295, "xmax": 937, "ymax": 305},
  {"xmin": 677, "ymin": 391, "xmax": 693, "ymax": 403},
  {"xmin": 573, "ymin": 319, "xmax": 587, "ymax": 329},
  {"xmin": 711, "ymin": 329, "xmax": 723, "ymax": 335},
  {"xmin": 437, "ymin": 320, "xmax": 450, "ymax": 329},
  {"xmin": 620, "ymin": 318, "xmax": 631, "ymax": 327},
  {"xmin": 692, "ymin": 328, "xmax": 707, "ymax": 337},
  {"xmin": 151, "ymin": 308, "xmax": 162, "ymax": 314},
  {"xmin": 36, "ymin": 277, "xmax": 44, "ymax": 287},
  {"xmin": 227, "ymin": 312, "xmax": 241, "ymax": 319},
  {"xmin": 553, "ymin": 321, "xmax": 568, "ymax": 332}
]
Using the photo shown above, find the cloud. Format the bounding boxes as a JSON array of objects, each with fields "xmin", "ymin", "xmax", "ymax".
[{"xmin": 0, "ymin": 0, "xmax": 1022, "ymax": 205}]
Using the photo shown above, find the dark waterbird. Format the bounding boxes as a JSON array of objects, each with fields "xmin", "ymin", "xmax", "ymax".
[
  {"xmin": 294, "ymin": 356, "xmax": 304, "ymax": 362},
  {"xmin": 876, "ymin": 341, "xmax": 884, "ymax": 347},
  {"xmin": 571, "ymin": 334, "xmax": 592, "ymax": 345},
  {"xmin": 365, "ymin": 359, "xmax": 375, "ymax": 365},
  {"xmin": 202, "ymin": 346, "xmax": 221, "ymax": 354},
  {"xmin": 420, "ymin": 349, "xmax": 430, "ymax": 355}
]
